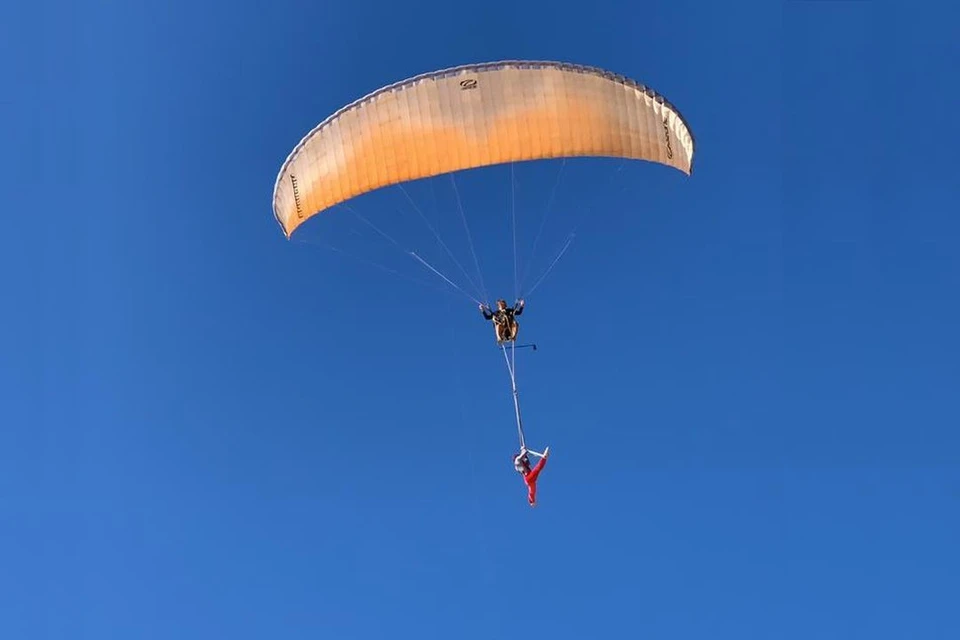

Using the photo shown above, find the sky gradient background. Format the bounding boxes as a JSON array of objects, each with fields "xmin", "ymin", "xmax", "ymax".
[{"xmin": 4, "ymin": 1, "xmax": 959, "ymax": 638}]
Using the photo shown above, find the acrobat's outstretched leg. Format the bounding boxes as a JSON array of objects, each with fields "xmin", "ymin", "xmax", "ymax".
[
  {"xmin": 526, "ymin": 453, "xmax": 547, "ymax": 484},
  {"xmin": 523, "ymin": 449, "xmax": 549, "ymax": 506}
]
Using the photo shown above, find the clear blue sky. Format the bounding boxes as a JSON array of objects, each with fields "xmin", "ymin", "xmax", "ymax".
[{"xmin": 4, "ymin": 1, "xmax": 959, "ymax": 638}]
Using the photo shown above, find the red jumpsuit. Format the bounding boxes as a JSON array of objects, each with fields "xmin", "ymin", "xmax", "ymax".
[{"xmin": 522, "ymin": 456, "xmax": 547, "ymax": 506}]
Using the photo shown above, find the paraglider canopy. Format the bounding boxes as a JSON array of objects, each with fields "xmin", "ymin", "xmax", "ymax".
[{"xmin": 272, "ymin": 60, "xmax": 695, "ymax": 238}]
